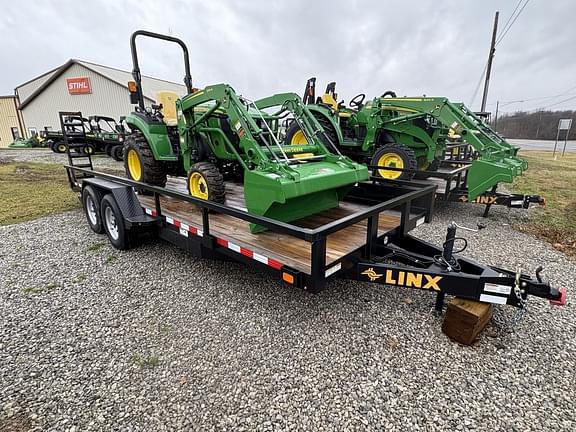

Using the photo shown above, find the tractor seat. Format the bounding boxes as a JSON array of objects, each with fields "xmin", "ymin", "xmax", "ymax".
[{"xmin": 156, "ymin": 91, "xmax": 179, "ymax": 126}]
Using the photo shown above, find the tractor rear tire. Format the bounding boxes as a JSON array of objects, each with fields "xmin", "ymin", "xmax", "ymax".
[
  {"xmin": 123, "ymin": 131, "xmax": 167, "ymax": 187},
  {"xmin": 284, "ymin": 111, "xmax": 339, "ymax": 151},
  {"xmin": 187, "ymin": 162, "xmax": 225, "ymax": 204},
  {"xmin": 371, "ymin": 143, "xmax": 417, "ymax": 181}
]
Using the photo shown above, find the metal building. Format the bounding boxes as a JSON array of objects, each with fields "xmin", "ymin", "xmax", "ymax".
[
  {"xmin": 14, "ymin": 59, "xmax": 186, "ymax": 138},
  {"xmin": 0, "ymin": 96, "xmax": 25, "ymax": 147}
]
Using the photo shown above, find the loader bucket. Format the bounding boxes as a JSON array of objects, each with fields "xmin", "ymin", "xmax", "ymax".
[
  {"xmin": 244, "ymin": 161, "xmax": 369, "ymax": 233},
  {"xmin": 467, "ymin": 156, "xmax": 527, "ymax": 200}
]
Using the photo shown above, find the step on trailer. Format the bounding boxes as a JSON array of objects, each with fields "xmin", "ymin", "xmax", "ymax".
[{"xmin": 65, "ymin": 165, "xmax": 566, "ymax": 317}]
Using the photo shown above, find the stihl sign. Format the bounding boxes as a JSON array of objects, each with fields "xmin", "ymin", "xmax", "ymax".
[{"xmin": 66, "ymin": 77, "xmax": 91, "ymax": 94}]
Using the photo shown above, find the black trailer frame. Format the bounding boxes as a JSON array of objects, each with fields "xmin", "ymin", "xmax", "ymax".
[{"xmin": 65, "ymin": 166, "xmax": 566, "ymax": 311}]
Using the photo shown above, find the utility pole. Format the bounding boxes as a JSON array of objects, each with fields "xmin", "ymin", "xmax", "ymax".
[{"xmin": 481, "ymin": 11, "xmax": 499, "ymax": 112}]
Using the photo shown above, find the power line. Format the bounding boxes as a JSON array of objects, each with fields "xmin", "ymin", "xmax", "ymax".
[
  {"xmin": 540, "ymin": 95, "xmax": 576, "ymax": 109},
  {"xmin": 495, "ymin": 0, "xmax": 531, "ymax": 46},
  {"xmin": 497, "ymin": 0, "xmax": 523, "ymax": 40},
  {"xmin": 469, "ymin": 62, "xmax": 488, "ymax": 107}
]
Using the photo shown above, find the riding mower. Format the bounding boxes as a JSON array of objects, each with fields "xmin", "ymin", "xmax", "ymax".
[
  {"xmin": 8, "ymin": 134, "xmax": 47, "ymax": 148},
  {"xmin": 122, "ymin": 31, "xmax": 368, "ymax": 233},
  {"xmin": 286, "ymin": 78, "xmax": 529, "ymax": 201}
]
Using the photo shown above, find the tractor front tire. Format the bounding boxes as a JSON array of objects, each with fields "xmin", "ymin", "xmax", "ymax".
[
  {"xmin": 123, "ymin": 132, "xmax": 167, "ymax": 187},
  {"xmin": 187, "ymin": 162, "xmax": 225, "ymax": 204},
  {"xmin": 284, "ymin": 111, "xmax": 340, "ymax": 151},
  {"xmin": 371, "ymin": 143, "xmax": 417, "ymax": 181}
]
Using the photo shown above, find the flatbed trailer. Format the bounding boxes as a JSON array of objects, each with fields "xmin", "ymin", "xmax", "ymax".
[{"xmin": 65, "ymin": 166, "xmax": 566, "ymax": 311}]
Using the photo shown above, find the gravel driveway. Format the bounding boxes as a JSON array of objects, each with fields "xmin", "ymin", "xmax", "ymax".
[
  {"xmin": 1, "ymin": 151, "xmax": 574, "ymax": 431},
  {"xmin": 0, "ymin": 149, "xmax": 123, "ymax": 173}
]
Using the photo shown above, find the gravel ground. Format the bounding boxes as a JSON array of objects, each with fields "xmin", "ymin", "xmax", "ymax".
[
  {"xmin": 1, "ymin": 152, "xmax": 575, "ymax": 431},
  {"xmin": 0, "ymin": 149, "xmax": 122, "ymax": 173}
]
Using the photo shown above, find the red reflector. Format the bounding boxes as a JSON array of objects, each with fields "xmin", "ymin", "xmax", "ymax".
[{"xmin": 268, "ymin": 258, "xmax": 282, "ymax": 270}]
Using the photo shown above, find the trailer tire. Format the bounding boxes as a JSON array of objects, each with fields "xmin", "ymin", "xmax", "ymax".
[
  {"xmin": 101, "ymin": 194, "xmax": 130, "ymax": 250},
  {"xmin": 124, "ymin": 131, "xmax": 166, "ymax": 187},
  {"xmin": 187, "ymin": 162, "xmax": 225, "ymax": 203},
  {"xmin": 82, "ymin": 186, "xmax": 104, "ymax": 234},
  {"xmin": 371, "ymin": 143, "xmax": 417, "ymax": 180}
]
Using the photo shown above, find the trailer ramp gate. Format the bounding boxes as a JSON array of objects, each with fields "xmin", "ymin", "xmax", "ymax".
[{"xmin": 66, "ymin": 166, "xmax": 565, "ymax": 311}]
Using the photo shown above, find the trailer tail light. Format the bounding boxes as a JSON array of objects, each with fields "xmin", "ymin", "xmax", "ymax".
[
  {"xmin": 128, "ymin": 81, "xmax": 138, "ymax": 93},
  {"xmin": 549, "ymin": 287, "xmax": 567, "ymax": 306},
  {"xmin": 282, "ymin": 272, "xmax": 295, "ymax": 284}
]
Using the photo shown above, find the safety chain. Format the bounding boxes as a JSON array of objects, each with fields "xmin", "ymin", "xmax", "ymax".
[{"xmin": 491, "ymin": 268, "xmax": 529, "ymax": 334}]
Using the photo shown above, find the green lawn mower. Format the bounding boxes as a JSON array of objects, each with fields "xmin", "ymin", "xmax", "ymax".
[
  {"xmin": 8, "ymin": 134, "xmax": 47, "ymax": 149},
  {"xmin": 286, "ymin": 78, "xmax": 528, "ymax": 201},
  {"xmin": 123, "ymin": 31, "xmax": 368, "ymax": 233}
]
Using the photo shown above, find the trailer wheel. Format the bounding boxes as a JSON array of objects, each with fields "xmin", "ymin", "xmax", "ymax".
[
  {"xmin": 82, "ymin": 186, "xmax": 104, "ymax": 234},
  {"xmin": 112, "ymin": 146, "xmax": 124, "ymax": 162},
  {"xmin": 187, "ymin": 162, "xmax": 225, "ymax": 203},
  {"xmin": 105, "ymin": 144, "xmax": 113, "ymax": 156},
  {"xmin": 101, "ymin": 194, "xmax": 130, "ymax": 250},
  {"xmin": 124, "ymin": 131, "xmax": 166, "ymax": 186},
  {"xmin": 371, "ymin": 143, "xmax": 417, "ymax": 180}
]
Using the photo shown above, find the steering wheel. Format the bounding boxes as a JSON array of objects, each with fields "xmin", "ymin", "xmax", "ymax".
[
  {"xmin": 381, "ymin": 90, "xmax": 397, "ymax": 98},
  {"xmin": 349, "ymin": 93, "xmax": 366, "ymax": 109}
]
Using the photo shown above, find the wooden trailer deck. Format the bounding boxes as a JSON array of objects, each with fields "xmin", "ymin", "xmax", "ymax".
[{"xmin": 138, "ymin": 178, "xmax": 403, "ymax": 274}]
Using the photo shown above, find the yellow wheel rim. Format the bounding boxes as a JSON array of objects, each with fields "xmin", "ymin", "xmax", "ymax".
[
  {"xmin": 290, "ymin": 129, "xmax": 309, "ymax": 145},
  {"xmin": 189, "ymin": 172, "xmax": 209, "ymax": 200},
  {"xmin": 57, "ymin": 144, "xmax": 67, "ymax": 152},
  {"xmin": 127, "ymin": 149, "xmax": 142, "ymax": 181},
  {"xmin": 376, "ymin": 153, "xmax": 404, "ymax": 179}
]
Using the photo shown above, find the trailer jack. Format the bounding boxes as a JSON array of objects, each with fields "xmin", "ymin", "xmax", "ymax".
[{"xmin": 354, "ymin": 222, "xmax": 566, "ymax": 311}]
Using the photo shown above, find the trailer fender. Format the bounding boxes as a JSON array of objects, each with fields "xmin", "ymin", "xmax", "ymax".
[{"xmin": 81, "ymin": 178, "xmax": 157, "ymax": 229}]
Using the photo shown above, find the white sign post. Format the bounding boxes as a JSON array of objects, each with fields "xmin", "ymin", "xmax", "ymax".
[{"xmin": 553, "ymin": 118, "xmax": 572, "ymax": 158}]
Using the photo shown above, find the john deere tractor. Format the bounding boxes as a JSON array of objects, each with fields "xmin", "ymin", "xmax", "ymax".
[
  {"xmin": 122, "ymin": 31, "xmax": 368, "ymax": 233},
  {"xmin": 286, "ymin": 78, "xmax": 528, "ymax": 201}
]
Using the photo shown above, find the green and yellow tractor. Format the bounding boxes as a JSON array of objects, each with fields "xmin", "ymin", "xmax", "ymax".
[
  {"xmin": 122, "ymin": 31, "xmax": 368, "ymax": 233},
  {"xmin": 286, "ymin": 78, "xmax": 528, "ymax": 201}
]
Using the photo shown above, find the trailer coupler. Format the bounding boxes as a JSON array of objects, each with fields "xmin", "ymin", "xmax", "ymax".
[{"xmin": 354, "ymin": 223, "xmax": 566, "ymax": 311}]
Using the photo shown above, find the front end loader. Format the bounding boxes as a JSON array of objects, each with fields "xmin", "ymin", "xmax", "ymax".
[
  {"xmin": 287, "ymin": 78, "xmax": 531, "ymax": 201},
  {"xmin": 122, "ymin": 31, "xmax": 368, "ymax": 233}
]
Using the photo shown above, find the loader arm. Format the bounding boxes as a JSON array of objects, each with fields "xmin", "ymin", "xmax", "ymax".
[{"xmin": 377, "ymin": 97, "xmax": 528, "ymax": 199}]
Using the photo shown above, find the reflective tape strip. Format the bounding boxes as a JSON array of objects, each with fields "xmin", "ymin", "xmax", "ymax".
[
  {"xmin": 145, "ymin": 208, "xmax": 202, "ymax": 237},
  {"xmin": 480, "ymin": 294, "xmax": 508, "ymax": 305},
  {"xmin": 216, "ymin": 237, "xmax": 283, "ymax": 270},
  {"xmin": 143, "ymin": 208, "xmax": 283, "ymax": 271},
  {"xmin": 325, "ymin": 262, "xmax": 341, "ymax": 277}
]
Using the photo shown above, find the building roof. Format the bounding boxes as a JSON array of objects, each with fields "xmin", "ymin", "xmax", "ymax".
[{"xmin": 16, "ymin": 59, "xmax": 188, "ymax": 109}]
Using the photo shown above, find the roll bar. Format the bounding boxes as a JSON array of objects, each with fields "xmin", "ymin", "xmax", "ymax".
[{"xmin": 130, "ymin": 30, "xmax": 193, "ymax": 109}]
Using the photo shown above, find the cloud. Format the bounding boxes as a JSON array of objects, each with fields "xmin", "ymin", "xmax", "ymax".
[{"xmin": 1, "ymin": 0, "xmax": 575, "ymax": 112}]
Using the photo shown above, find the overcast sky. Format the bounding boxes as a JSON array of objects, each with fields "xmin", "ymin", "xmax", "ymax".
[{"xmin": 1, "ymin": 0, "xmax": 575, "ymax": 113}]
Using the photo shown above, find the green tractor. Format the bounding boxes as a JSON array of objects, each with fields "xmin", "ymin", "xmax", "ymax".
[
  {"xmin": 122, "ymin": 31, "xmax": 368, "ymax": 233},
  {"xmin": 286, "ymin": 78, "xmax": 528, "ymax": 201}
]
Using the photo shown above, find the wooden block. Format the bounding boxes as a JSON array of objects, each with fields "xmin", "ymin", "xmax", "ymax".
[{"xmin": 442, "ymin": 298, "xmax": 493, "ymax": 345}]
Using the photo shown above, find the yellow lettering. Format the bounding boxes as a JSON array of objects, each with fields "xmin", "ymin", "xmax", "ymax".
[
  {"xmin": 385, "ymin": 270, "xmax": 396, "ymax": 284},
  {"xmin": 398, "ymin": 271, "xmax": 405, "ymax": 285},
  {"xmin": 406, "ymin": 273, "xmax": 422, "ymax": 288},
  {"xmin": 423, "ymin": 275, "xmax": 442, "ymax": 291}
]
